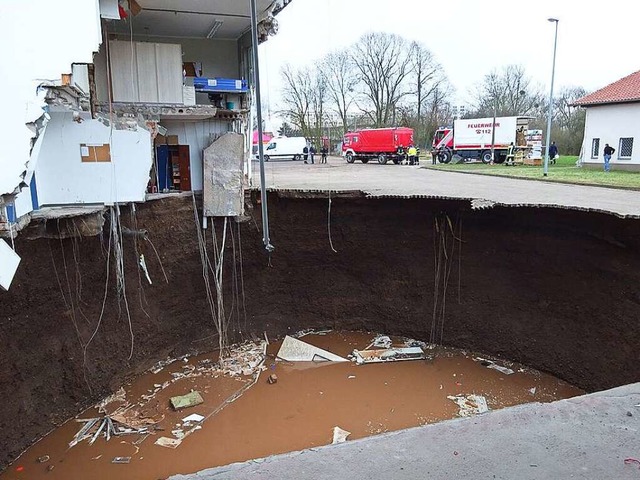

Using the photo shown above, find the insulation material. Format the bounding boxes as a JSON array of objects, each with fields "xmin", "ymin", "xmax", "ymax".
[
  {"xmin": 203, "ymin": 133, "xmax": 245, "ymax": 217},
  {"xmin": 80, "ymin": 144, "xmax": 111, "ymax": 162},
  {"xmin": 277, "ymin": 336, "xmax": 348, "ymax": 363},
  {"xmin": 0, "ymin": 239, "xmax": 21, "ymax": 291}
]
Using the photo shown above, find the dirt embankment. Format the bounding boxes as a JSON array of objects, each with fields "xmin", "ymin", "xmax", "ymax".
[{"xmin": 1, "ymin": 193, "xmax": 639, "ymax": 468}]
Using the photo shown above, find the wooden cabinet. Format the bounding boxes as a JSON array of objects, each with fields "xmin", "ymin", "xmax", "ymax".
[{"xmin": 155, "ymin": 144, "xmax": 191, "ymax": 191}]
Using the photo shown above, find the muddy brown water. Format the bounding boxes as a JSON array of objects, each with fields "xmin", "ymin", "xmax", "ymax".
[{"xmin": 1, "ymin": 332, "xmax": 583, "ymax": 480}]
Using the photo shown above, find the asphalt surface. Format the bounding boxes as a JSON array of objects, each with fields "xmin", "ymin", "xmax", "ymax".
[
  {"xmin": 250, "ymin": 156, "xmax": 640, "ymax": 218},
  {"xmin": 170, "ymin": 383, "xmax": 640, "ymax": 480}
]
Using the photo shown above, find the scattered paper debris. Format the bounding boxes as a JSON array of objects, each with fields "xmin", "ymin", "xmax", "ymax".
[
  {"xmin": 474, "ymin": 357, "xmax": 515, "ymax": 375},
  {"xmin": 182, "ymin": 414, "xmax": 205, "ymax": 423},
  {"xmin": 170, "ymin": 391, "xmax": 204, "ymax": 411},
  {"xmin": 155, "ymin": 437, "xmax": 182, "ymax": 449},
  {"xmin": 112, "ymin": 457, "xmax": 131, "ymax": 464},
  {"xmin": 351, "ymin": 346, "xmax": 426, "ymax": 365},
  {"xmin": 277, "ymin": 336, "xmax": 348, "ymax": 362},
  {"xmin": 371, "ymin": 335, "xmax": 392, "ymax": 349},
  {"xmin": 447, "ymin": 394, "xmax": 489, "ymax": 417},
  {"xmin": 332, "ymin": 426, "xmax": 351, "ymax": 444}
]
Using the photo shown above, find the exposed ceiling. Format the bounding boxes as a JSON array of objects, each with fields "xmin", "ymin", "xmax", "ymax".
[{"xmin": 107, "ymin": 0, "xmax": 281, "ymax": 40}]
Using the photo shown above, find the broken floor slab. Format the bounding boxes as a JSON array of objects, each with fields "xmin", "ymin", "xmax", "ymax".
[
  {"xmin": 350, "ymin": 346, "xmax": 427, "ymax": 365},
  {"xmin": 167, "ymin": 383, "xmax": 640, "ymax": 480},
  {"xmin": 277, "ymin": 336, "xmax": 348, "ymax": 363}
]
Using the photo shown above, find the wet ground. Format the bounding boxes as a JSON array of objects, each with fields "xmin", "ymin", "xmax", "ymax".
[{"xmin": 1, "ymin": 332, "xmax": 583, "ymax": 480}]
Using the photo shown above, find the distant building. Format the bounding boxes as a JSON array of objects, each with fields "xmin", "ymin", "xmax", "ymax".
[{"xmin": 574, "ymin": 70, "xmax": 640, "ymax": 170}]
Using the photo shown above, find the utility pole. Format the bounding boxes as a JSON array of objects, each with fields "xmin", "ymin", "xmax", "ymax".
[{"xmin": 544, "ymin": 18, "xmax": 559, "ymax": 177}]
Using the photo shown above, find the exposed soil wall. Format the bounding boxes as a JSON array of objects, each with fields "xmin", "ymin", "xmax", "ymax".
[{"xmin": 1, "ymin": 193, "xmax": 639, "ymax": 468}]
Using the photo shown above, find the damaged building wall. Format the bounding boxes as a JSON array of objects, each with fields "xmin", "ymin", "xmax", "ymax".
[
  {"xmin": 31, "ymin": 111, "xmax": 152, "ymax": 206},
  {"xmin": 0, "ymin": 1, "xmax": 101, "ymax": 199}
]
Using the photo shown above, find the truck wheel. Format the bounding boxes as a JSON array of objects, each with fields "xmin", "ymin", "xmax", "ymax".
[
  {"xmin": 294, "ymin": 154, "xmax": 301, "ymax": 161},
  {"xmin": 361, "ymin": 158, "xmax": 369, "ymax": 164},
  {"xmin": 438, "ymin": 149, "xmax": 452, "ymax": 164},
  {"xmin": 346, "ymin": 153, "xmax": 355, "ymax": 163},
  {"xmin": 378, "ymin": 154, "xmax": 388, "ymax": 165},
  {"xmin": 264, "ymin": 155, "xmax": 270, "ymax": 162},
  {"xmin": 481, "ymin": 151, "xmax": 493, "ymax": 164}
]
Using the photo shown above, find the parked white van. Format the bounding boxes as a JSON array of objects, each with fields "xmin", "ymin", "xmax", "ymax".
[{"xmin": 259, "ymin": 137, "xmax": 307, "ymax": 161}]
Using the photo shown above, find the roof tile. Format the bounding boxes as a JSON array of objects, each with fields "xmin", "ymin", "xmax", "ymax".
[{"xmin": 574, "ymin": 70, "xmax": 640, "ymax": 106}]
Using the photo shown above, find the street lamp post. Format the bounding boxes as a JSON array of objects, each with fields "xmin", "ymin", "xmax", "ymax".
[
  {"xmin": 490, "ymin": 101, "xmax": 497, "ymax": 164},
  {"xmin": 544, "ymin": 18, "xmax": 559, "ymax": 177}
]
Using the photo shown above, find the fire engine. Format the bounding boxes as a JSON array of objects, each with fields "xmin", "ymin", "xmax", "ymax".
[
  {"xmin": 342, "ymin": 127, "xmax": 414, "ymax": 165},
  {"xmin": 432, "ymin": 116, "xmax": 531, "ymax": 164}
]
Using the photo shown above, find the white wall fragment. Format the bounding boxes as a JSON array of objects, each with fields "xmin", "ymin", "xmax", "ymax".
[{"xmin": 0, "ymin": 239, "xmax": 21, "ymax": 291}]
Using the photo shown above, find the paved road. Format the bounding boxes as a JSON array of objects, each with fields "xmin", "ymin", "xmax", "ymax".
[
  {"xmin": 171, "ymin": 383, "xmax": 640, "ymax": 480},
  {"xmin": 250, "ymin": 157, "xmax": 640, "ymax": 218}
]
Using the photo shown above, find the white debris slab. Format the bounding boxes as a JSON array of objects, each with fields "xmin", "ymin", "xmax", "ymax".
[
  {"xmin": 448, "ymin": 394, "xmax": 489, "ymax": 417},
  {"xmin": 182, "ymin": 414, "xmax": 205, "ymax": 423},
  {"xmin": 352, "ymin": 347, "xmax": 426, "ymax": 365},
  {"xmin": 332, "ymin": 426, "xmax": 351, "ymax": 444},
  {"xmin": 277, "ymin": 336, "xmax": 348, "ymax": 363},
  {"xmin": 475, "ymin": 357, "xmax": 515, "ymax": 375},
  {"xmin": 0, "ymin": 239, "xmax": 21, "ymax": 291}
]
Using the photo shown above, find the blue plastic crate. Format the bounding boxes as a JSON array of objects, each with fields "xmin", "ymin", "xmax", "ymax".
[{"xmin": 193, "ymin": 77, "xmax": 248, "ymax": 93}]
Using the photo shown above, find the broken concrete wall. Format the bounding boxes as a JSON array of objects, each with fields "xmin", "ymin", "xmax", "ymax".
[
  {"xmin": 0, "ymin": 1, "xmax": 101, "ymax": 198},
  {"xmin": 31, "ymin": 111, "xmax": 152, "ymax": 206},
  {"xmin": 203, "ymin": 133, "xmax": 245, "ymax": 217}
]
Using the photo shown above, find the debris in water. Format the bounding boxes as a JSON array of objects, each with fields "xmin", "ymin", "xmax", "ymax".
[
  {"xmin": 268, "ymin": 373, "xmax": 278, "ymax": 384},
  {"xmin": 348, "ymin": 375, "xmax": 356, "ymax": 379},
  {"xmin": 474, "ymin": 357, "xmax": 515, "ymax": 375},
  {"xmin": 111, "ymin": 457, "xmax": 131, "ymax": 464},
  {"xmin": 351, "ymin": 346, "xmax": 426, "ymax": 365},
  {"xmin": 170, "ymin": 391, "xmax": 204, "ymax": 411},
  {"xmin": 155, "ymin": 437, "xmax": 182, "ymax": 449},
  {"xmin": 97, "ymin": 387, "xmax": 127, "ymax": 413},
  {"xmin": 529, "ymin": 387, "xmax": 537, "ymax": 395},
  {"xmin": 447, "ymin": 394, "xmax": 489, "ymax": 417},
  {"xmin": 370, "ymin": 335, "xmax": 392, "ymax": 349},
  {"xmin": 293, "ymin": 328, "xmax": 332, "ymax": 338},
  {"xmin": 331, "ymin": 426, "xmax": 351, "ymax": 444},
  {"xmin": 182, "ymin": 414, "xmax": 205, "ymax": 423},
  {"xmin": 47, "ymin": 464, "xmax": 55, "ymax": 472},
  {"xmin": 91, "ymin": 455, "xmax": 102, "ymax": 460},
  {"xmin": 277, "ymin": 335, "xmax": 347, "ymax": 362},
  {"xmin": 36, "ymin": 455, "xmax": 50, "ymax": 463}
]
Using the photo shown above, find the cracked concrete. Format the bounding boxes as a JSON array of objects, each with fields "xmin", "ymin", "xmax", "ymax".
[{"xmin": 171, "ymin": 383, "xmax": 640, "ymax": 480}]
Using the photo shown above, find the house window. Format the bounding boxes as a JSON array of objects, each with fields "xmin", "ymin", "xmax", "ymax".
[
  {"xmin": 591, "ymin": 138, "xmax": 600, "ymax": 159},
  {"xmin": 619, "ymin": 137, "xmax": 634, "ymax": 159}
]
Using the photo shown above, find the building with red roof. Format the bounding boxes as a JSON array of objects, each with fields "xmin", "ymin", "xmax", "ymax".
[{"xmin": 575, "ymin": 70, "xmax": 640, "ymax": 170}]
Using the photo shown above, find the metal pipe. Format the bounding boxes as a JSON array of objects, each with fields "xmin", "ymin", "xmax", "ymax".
[
  {"xmin": 250, "ymin": 0, "xmax": 273, "ymax": 252},
  {"xmin": 544, "ymin": 18, "xmax": 559, "ymax": 177}
]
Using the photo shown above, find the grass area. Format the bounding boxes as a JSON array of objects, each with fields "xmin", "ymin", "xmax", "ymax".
[{"xmin": 423, "ymin": 156, "xmax": 640, "ymax": 189}]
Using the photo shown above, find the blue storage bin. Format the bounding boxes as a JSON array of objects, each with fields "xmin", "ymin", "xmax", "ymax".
[{"xmin": 193, "ymin": 77, "xmax": 248, "ymax": 93}]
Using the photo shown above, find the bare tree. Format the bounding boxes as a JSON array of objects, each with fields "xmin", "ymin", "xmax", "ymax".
[
  {"xmin": 322, "ymin": 51, "xmax": 358, "ymax": 134},
  {"xmin": 279, "ymin": 64, "xmax": 312, "ymax": 136},
  {"xmin": 471, "ymin": 65, "xmax": 544, "ymax": 117},
  {"xmin": 351, "ymin": 33, "xmax": 415, "ymax": 127},
  {"xmin": 551, "ymin": 86, "xmax": 587, "ymax": 154},
  {"xmin": 309, "ymin": 71, "xmax": 328, "ymax": 143}
]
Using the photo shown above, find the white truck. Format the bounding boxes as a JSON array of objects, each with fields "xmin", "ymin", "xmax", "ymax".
[{"xmin": 432, "ymin": 116, "xmax": 531, "ymax": 164}]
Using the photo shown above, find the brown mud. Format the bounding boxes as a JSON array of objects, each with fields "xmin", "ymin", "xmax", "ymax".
[
  {"xmin": 0, "ymin": 194, "xmax": 639, "ymax": 469},
  {"xmin": 0, "ymin": 332, "xmax": 582, "ymax": 480}
]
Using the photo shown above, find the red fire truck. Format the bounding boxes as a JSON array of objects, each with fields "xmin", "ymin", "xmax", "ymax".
[{"xmin": 342, "ymin": 127, "xmax": 414, "ymax": 164}]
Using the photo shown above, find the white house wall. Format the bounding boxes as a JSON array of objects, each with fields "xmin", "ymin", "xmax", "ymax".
[
  {"xmin": 162, "ymin": 120, "xmax": 234, "ymax": 191},
  {"xmin": 34, "ymin": 112, "xmax": 152, "ymax": 206},
  {"xmin": 580, "ymin": 103, "xmax": 640, "ymax": 169}
]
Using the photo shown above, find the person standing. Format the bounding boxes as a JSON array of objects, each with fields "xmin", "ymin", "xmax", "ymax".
[
  {"xmin": 309, "ymin": 145, "xmax": 316, "ymax": 164},
  {"xmin": 549, "ymin": 141, "xmax": 559, "ymax": 165},
  {"xmin": 303, "ymin": 145, "xmax": 309, "ymax": 163},
  {"xmin": 407, "ymin": 145, "xmax": 418, "ymax": 165},
  {"xmin": 603, "ymin": 143, "xmax": 615, "ymax": 172},
  {"xmin": 320, "ymin": 145, "xmax": 328, "ymax": 164}
]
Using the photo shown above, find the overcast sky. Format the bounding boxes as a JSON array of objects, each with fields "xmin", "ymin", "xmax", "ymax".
[{"xmin": 260, "ymin": 0, "xmax": 638, "ymax": 116}]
